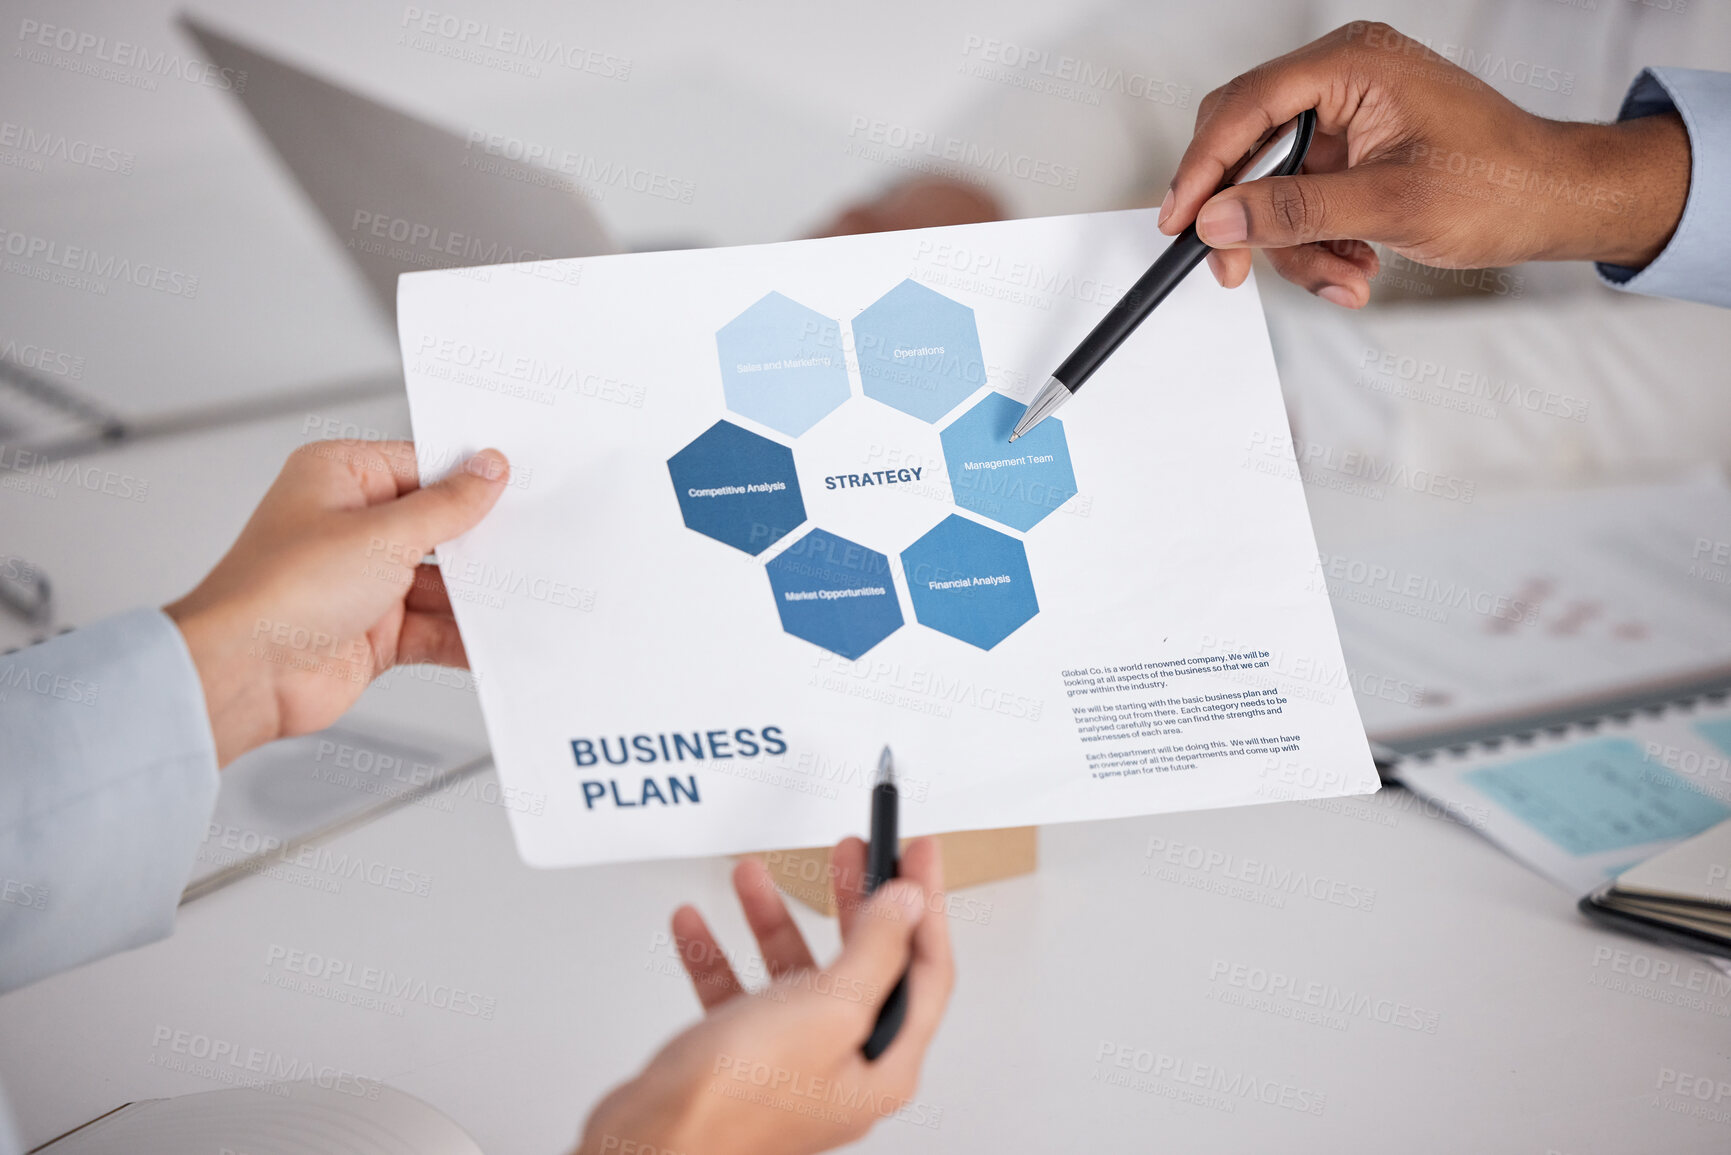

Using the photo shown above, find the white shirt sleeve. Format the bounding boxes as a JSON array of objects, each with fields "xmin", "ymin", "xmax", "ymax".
[{"xmin": 0, "ymin": 609, "xmax": 219, "ymax": 995}]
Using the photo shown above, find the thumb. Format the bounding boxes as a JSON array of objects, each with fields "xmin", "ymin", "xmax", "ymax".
[
  {"xmin": 372, "ymin": 449, "xmax": 510, "ymax": 556},
  {"xmin": 828, "ymin": 880, "xmax": 924, "ymax": 1017},
  {"xmin": 1195, "ymin": 169, "xmax": 1396, "ymax": 251}
]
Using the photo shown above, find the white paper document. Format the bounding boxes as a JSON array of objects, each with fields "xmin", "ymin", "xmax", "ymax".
[
  {"xmin": 398, "ymin": 209, "xmax": 1378, "ymax": 867},
  {"xmin": 1328, "ymin": 480, "xmax": 1731, "ymax": 746}
]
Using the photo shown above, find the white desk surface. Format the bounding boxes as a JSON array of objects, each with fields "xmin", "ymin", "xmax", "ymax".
[{"xmin": 4, "ymin": 398, "xmax": 1731, "ymax": 1154}]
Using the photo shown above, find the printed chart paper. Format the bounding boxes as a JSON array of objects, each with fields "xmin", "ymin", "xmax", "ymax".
[
  {"xmin": 1327, "ymin": 480, "xmax": 1731, "ymax": 746},
  {"xmin": 1398, "ymin": 700, "xmax": 1731, "ymax": 894},
  {"xmin": 398, "ymin": 209, "xmax": 1379, "ymax": 868}
]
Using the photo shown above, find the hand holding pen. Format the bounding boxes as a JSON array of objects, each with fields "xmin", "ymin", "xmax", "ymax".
[
  {"xmin": 1010, "ymin": 110, "xmax": 1315, "ymax": 441},
  {"xmin": 576, "ymin": 830, "xmax": 953, "ymax": 1155},
  {"xmin": 1166, "ymin": 22, "xmax": 1690, "ymax": 303}
]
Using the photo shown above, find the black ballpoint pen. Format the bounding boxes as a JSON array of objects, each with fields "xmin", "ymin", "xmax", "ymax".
[
  {"xmin": 1008, "ymin": 108, "xmax": 1317, "ymax": 443},
  {"xmin": 860, "ymin": 745, "xmax": 909, "ymax": 1061}
]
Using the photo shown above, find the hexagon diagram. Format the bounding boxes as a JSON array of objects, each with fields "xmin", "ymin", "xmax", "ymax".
[
  {"xmin": 766, "ymin": 529, "xmax": 903, "ymax": 659},
  {"xmin": 853, "ymin": 279, "xmax": 986, "ymax": 423},
  {"xmin": 942, "ymin": 392, "xmax": 1078, "ymax": 531},
  {"xmin": 668, "ymin": 420, "xmax": 807, "ymax": 556},
  {"xmin": 716, "ymin": 292, "xmax": 851, "ymax": 437},
  {"xmin": 900, "ymin": 515, "xmax": 1038, "ymax": 650}
]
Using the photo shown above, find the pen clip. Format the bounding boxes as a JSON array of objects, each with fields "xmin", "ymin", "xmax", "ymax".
[{"xmin": 1226, "ymin": 108, "xmax": 1318, "ymax": 188}]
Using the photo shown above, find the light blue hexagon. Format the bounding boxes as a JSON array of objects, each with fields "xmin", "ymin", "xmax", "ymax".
[
  {"xmin": 716, "ymin": 291, "xmax": 851, "ymax": 437},
  {"xmin": 941, "ymin": 392, "xmax": 1077, "ymax": 531},
  {"xmin": 901, "ymin": 514, "xmax": 1038, "ymax": 650},
  {"xmin": 853, "ymin": 279, "xmax": 986, "ymax": 423}
]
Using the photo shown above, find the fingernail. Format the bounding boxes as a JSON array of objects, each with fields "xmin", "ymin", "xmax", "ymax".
[
  {"xmin": 1316, "ymin": 285, "xmax": 1357, "ymax": 308},
  {"xmin": 464, "ymin": 449, "xmax": 508, "ymax": 481},
  {"xmin": 1196, "ymin": 199, "xmax": 1247, "ymax": 246},
  {"xmin": 878, "ymin": 880, "xmax": 926, "ymax": 922},
  {"xmin": 1157, "ymin": 187, "xmax": 1174, "ymax": 227}
]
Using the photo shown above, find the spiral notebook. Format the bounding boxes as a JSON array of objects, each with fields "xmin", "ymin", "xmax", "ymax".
[
  {"xmin": 1333, "ymin": 479, "xmax": 1731, "ymax": 760},
  {"xmin": 1318, "ymin": 478, "xmax": 1731, "ymax": 904},
  {"xmin": 1395, "ymin": 692, "xmax": 1731, "ymax": 895}
]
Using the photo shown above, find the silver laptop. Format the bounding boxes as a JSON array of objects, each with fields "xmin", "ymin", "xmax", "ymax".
[
  {"xmin": 180, "ymin": 13, "xmax": 617, "ymax": 319},
  {"xmin": 4, "ymin": 14, "xmax": 617, "ymax": 451}
]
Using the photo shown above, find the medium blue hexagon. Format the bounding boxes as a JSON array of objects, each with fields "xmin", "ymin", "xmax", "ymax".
[
  {"xmin": 716, "ymin": 292, "xmax": 851, "ymax": 437},
  {"xmin": 900, "ymin": 515, "xmax": 1038, "ymax": 650},
  {"xmin": 941, "ymin": 392, "xmax": 1078, "ymax": 531},
  {"xmin": 853, "ymin": 279, "xmax": 986, "ymax": 423},
  {"xmin": 668, "ymin": 420, "xmax": 806, "ymax": 555},
  {"xmin": 766, "ymin": 529, "xmax": 903, "ymax": 659}
]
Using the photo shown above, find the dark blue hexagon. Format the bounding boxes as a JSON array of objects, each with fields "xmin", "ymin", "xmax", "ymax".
[
  {"xmin": 901, "ymin": 515, "xmax": 1038, "ymax": 650},
  {"xmin": 766, "ymin": 529, "xmax": 903, "ymax": 659},
  {"xmin": 941, "ymin": 392, "xmax": 1077, "ymax": 531},
  {"xmin": 716, "ymin": 292, "xmax": 851, "ymax": 437},
  {"xmin": 668, "ymin": 420, "xmax": 806, "ymax": 555},
  {"xmin": 853, "ymin": 279, "xmax": 986, "ymax": 423}
]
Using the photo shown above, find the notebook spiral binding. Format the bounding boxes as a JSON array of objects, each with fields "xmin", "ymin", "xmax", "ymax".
[{"xmin": 1372, "ymin": 675, "xmax": 1731, "ymax": 782}]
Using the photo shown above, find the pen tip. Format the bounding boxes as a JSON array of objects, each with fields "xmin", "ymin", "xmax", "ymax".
[
  {"xmin": 1007, "ymin": 431, "xmax": 1021, "ymax": 444},
  {"xmin": 877, "ymin": 745, "xmax": 895, "ymax": 785}
]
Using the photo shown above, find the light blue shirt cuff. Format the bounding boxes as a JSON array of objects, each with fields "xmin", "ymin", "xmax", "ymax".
[
  {"xmin": 1596, "ymin": 67, "xmax": 1731, "ymax": 308},
  {"xmin": 0, "ymin": 609, "xmax": 219, "ymax": 995},
  {"xmin": 0, "ymin": 1089, "xmax": 17, "ymax": 1155}
]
